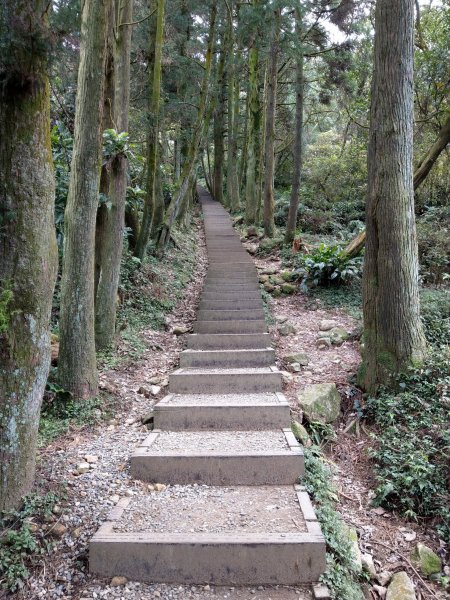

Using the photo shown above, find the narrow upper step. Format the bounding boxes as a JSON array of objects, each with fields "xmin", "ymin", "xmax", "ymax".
[
  {"xmin": 153, "ymin": 391, "xmax": 290, "ymax": 430},
  {"xmin": 187, "ymin": 332, "xmax": 272, "ymax": 349},
  {"xmin": 180, "ymin": 347, "xmax": 275, "ymax": 368},
  {"xmin": 169, "ymin": 366, "xmax": 282, "ymax": 393}
]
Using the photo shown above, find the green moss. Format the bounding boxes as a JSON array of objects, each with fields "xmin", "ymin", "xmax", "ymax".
[{"xmin": 0, "ymin": 285, "xmax": 14, "ymax": 334}]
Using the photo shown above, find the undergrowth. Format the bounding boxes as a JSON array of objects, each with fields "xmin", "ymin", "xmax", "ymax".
[
  {"xmin": 0, "ymin": 491, "xmax": 62, "ymax": 592},
  {"xmin": 366, "ymin": 348, "xmax": 450, "ymax": 543},
  {"xmin": 303, "ymin": 447, "xmax": 365, "ymax": 600},
  {"xmin": 98, "ymin": 220, "xmax": 198, "ymax": 369},
  {"xmin": 39, "ymin": 371, "xmax": 109, "ymax": 446}
]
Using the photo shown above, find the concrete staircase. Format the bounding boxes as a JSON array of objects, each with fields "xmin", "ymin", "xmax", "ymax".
[{"xmin": 90, "ymin": 189, "xmax": 326, "ymax": 586}]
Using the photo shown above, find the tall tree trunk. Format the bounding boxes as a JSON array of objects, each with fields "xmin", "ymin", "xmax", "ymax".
[
  {"xmin": 361, "ymin": 0, "xmax": 426, "ymax": 393},
  {"xmin": 58, "ymin": 0, "xmax": 110, "ymax": 399},
  {"xmin": 285, "ymin": 9, "xmax": 304, "ymax": 244},
  {"xmin": 95, "ymin": 0, "xmax": 133, "ymax": 349},
  {"xmin": 0, "ymin": 0, "xmax": 58, "ymax": 510},
  {"xmin": 135, "ymin": 0, "xmax": 165, "ymax": 259},
  {"xmin": 245, "ymin": 0, "xmax": 262, "ymax": 225},
  {"xmin": 226, "ymin": 3, "xmax": 240, "ymax": 213},
  {"xmin": 263, "ymin": 8, "xmax": 280, "ymax": 237},
  {"xmin": 239, "ymin": 81, "xmax": 249, "ymax": 194},
  {"xmin": 157, "ymin": 2, "xmax": 217, "ymax": 250},
  {"xmin": 213, "ymin": 30, "xmax": 226, "ymax": 205}
]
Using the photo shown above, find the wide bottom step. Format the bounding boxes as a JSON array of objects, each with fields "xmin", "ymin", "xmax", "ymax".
[{"xmin": 90, "ymin": 484, "xmax": 326, "ymax": 585}]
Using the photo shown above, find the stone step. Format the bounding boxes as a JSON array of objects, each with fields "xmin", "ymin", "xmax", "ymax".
[
  {"xmin": 197, "ymin": 309, "xmax": 265, "ymax": 322},
  {"xmin": 201, "ymin": 291, "xmax": 262, "ymax": 301},
  {"xmin": 207, "ymin": 264, "xmax": 256, "ymax": 272},
  {"xmin": 193, "ymin": 320, "xmax": 267, "ymax": 334},
  {"xmin": 90, "ymin": 484, "xmax": 326, "ymax": 585},
  {"xmin": 169, "ymin": 366, "xmax": 281, "ymax": 393},
  {"xmin": 130, "ymin": 429, "xmax": 303, "ymax": 485},
  {"xmin": 203, "ymin": 282, "xmax": 260, "ymax": 291},
  {"xmin": 199, "ymin": 299, "xmax": 263, "ymax": 310},
  {"xmin": 153, "ymin": 392, "xmax": 290, "ymax": 430},
  {"xmin": 179, "ymin": 347, "xmax": 275, "ymax": 367},
  {"xmin": 187, "ymin": 333, "xmax": 272, "ymax": 350},
  {"xmin": 205, "ymin": 275, "xmax": 257, "ymax": 283}
]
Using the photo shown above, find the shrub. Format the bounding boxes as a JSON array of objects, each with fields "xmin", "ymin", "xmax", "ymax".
[
  {"xmin": 366, "ymin": 348, "xmax": 450, "ymax": 543},
  {"xmin": 293, "ymin": 244, "xmax": 363, "ymax": 291}
]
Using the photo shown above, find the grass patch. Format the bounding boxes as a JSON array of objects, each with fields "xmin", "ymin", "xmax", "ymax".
[{"xmin": 303, "ymin": 447, "xmax": 365, "ymax": 600}]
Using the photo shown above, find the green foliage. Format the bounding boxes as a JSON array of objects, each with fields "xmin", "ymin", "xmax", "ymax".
[
  {"xmin": 417, "ymin": 206, "xmax": 450, "ymax": 284},
  {"xmin": 0, "ymin": 492, "xmax": 60, "ymax": 592},
  {"xmin": 366, "ymin": 349, "xmax": 450, "ymax": 543},
  {"xmin": 294, "ymin": 244, "xmax": 362, "ymax": 290},
  {"xmin": 38, "ymin": 376, "xmax": 104, "ymax": 446},
  {"xmin": 102, "ymin": 128, "xmax": 130, "ymax": 161},
  {"xmin": 51, "ymin": 122, "xmax": 73, "ymax": 244},
  {"xmin": 420, "ymin": 288, "xmax": 450, "ymax": 347},
  {"xmin": 303, "ymin": 447, "xmax": 364, "ymax": 600}
]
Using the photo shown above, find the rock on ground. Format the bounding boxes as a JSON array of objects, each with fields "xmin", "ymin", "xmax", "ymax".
[{"xmin": 297, "ymin": 383, "xmax": 341, "ymax": 423}]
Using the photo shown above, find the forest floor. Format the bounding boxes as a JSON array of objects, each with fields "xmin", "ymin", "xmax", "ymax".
[
  {"xmin": 253, "ymin": 251, "xmax": 446, "ymax": 600},
  {"xmin": 5, "ymin": 214, "xmax": 446, "ymax": 600}
]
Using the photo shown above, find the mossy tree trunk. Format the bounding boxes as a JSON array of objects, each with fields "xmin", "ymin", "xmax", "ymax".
[
  {"xmin": 226, "ymin": 1, "xmax": 240, "ymax": 213},
  {"xmin": 213, "ymin": 25, "xmax": 226, "ymax": 205},
  {"xmin": 361, "ymin": 0, "xmax": 426, "ymax": 393},
  {"xmin": 285, "ymin": 8, "xmax": 304, "ymax": 245},
  {"xmin": 95, "ymin": 0, "xmax": 134, "ymax": 349},
  {"xmin": 58, "ymin": 0, "xmax": 110, "ymax": 399},
  {"xmin": 263, "ymin": 8, "xmax": 280, "ymax": 238},
  {"xmin": 0, "ymin": 0, "xmax": 58, "ymax": 510},
  {"xmin": 245, "ymin": 0, "xmax": 261, "ymax": 225},
  {"xmin": 157, "ymin": 1, "xmax": 217, "ymax": 250},
  {"xmin": 135, "ymin": 0, "xmax": 165, "ymax": 259}
]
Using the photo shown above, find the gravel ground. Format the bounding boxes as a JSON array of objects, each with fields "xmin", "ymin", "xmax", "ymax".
[
  {"xmin": 113, "ymin": 485, "xmax": 307, "ymax": 534},
  {"xmin": 147, "ymin": 430, "xmax": 289, "ymax": 452},
  {"xmin": 167, "ymin": 393, "xmax": 282, "ymax": 405}
]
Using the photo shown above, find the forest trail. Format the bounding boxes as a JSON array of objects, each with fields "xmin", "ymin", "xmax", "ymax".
[{"xmin": 89, "ymin": 188, "xmax": 326, "ymax": 592}]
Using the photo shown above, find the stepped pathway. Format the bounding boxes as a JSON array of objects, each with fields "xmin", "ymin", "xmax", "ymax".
[{"xmin": 90, "ymin": 189, "xmax": 326, "ymax": 589}]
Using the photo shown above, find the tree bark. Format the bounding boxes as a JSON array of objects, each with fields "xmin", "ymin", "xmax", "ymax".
[
  {"xmin": 0, "ymin": 0, "xmax": 58, "ymax": 510},
  {"xmin": 226, "ymin": 0, "xmax": 240, "ymax": 212},
  {"xmin": 213, "ymin": 28, "xmax": 226, "ymax": 205},
  {"xmin": 157, "ymin": 2, "xmax": 217, "ymax": 250},
  {"xmin": 95, "ymin": 0, "xmax": 134, "ymax": 349},
  {"xmin": 361, "ymin": 0, "xmax": 426, "ymax": 393},
  {"xmin": 58, "ymin": 0, "xmax": 110, "ymax": 398},
  {"xmin": 135, "ymin": 0, "xmax": 165, "ymax": 259},
  {"xmin": 263, "ymin": 8, "xmax": 281, "ymax": 237},
  {"xmin": 245, "ymin": 0, "xmax": 262, "ymax": 225},
  {"xmin": 285, "ymin": 9, "xmax": 304, "ymax": 244}
]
